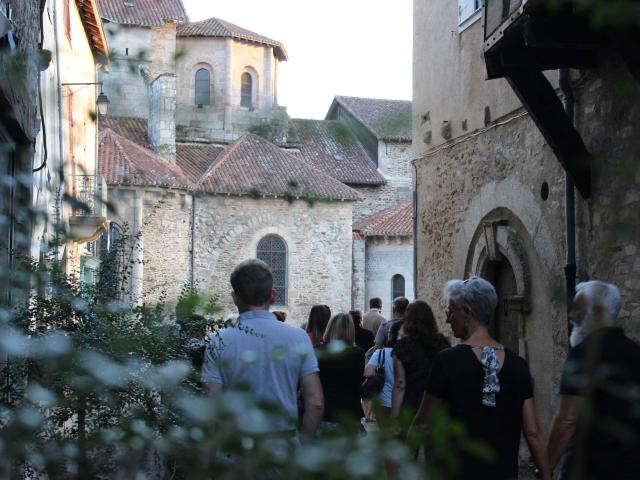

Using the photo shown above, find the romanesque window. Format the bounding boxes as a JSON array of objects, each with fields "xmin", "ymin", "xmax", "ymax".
[
  {"xmin": 392, "ymin": 274, "xmax": 405, "ymax": 300},
  {"xmin": 241, "ymin": 72, "xmax": 252, "ymax": 108},
  {"xmin": 195, "ymin": 68, "xmax": 211, "ymax": 106},
  {"xmin": 257, "ymin": 234, "xmax": 287, "ymax": 305}
]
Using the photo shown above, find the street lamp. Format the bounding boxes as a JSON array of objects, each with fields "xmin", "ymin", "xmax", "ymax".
[{"xmin": 61, "ymin": 82, "xmax": 110, "ymax": 117}]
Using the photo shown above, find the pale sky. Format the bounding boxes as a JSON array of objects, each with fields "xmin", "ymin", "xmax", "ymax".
[{"xmin": 181, "ymin": 0, "xmax": 413, "ymax": 120}]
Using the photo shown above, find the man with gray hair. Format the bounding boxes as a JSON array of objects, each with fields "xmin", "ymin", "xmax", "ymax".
[
  {"xmin": 547, "ymin": 280, "xmax": 640, "ymax": 479},
  {"xmin": 202, "ymin": 259, "xmax": 324, "ymax": 441}
]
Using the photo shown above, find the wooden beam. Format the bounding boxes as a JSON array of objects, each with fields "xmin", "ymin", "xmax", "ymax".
[{"xmin": 505, "ymin": 68, "xmax": 591, "ymax": 198}]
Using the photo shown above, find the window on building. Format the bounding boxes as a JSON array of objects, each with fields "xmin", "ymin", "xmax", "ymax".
[
  {"xmin": 458, "ymin": 0, "xmax": 481, "ymax": 26},
  {"xmin": 194, "ymin": 68, "xmax": 211, "ymax": 106},
  {"xmin": 241, "ymin": 72, "xmax": 252, "ymax": 108},
  {"xmin": 257, "ymin": 234, "xmax": 287, "ymax": 305},
  {"xmin": 392, "ymin": 274, "xmax": 405, "ymax": 300}
]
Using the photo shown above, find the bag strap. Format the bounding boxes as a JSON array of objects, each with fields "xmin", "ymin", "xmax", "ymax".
[{"xmin": 379, "ymin": 348, "xmax": 385, "ymax": 367}]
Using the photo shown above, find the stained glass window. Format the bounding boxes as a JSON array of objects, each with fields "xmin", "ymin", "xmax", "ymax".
[{"xmin": 257, "ymin": 235, "xmax": 287, "ymax": 305}]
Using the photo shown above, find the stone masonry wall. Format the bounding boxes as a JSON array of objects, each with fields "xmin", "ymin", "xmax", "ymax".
[
  {"xmin": 378, "ymin": 141, "xmax": 413, "ymax": 179},
  {"xmin": 147, "ymin": 74, "xmax": 177, "ymax": 162},
  {"xmin": 352, "ymin": 235, "xmax": 366, "ymax": 311},
  {"xmin": 353, "ymin": 183, "xmax": 409, "ymax": 221},
  {"xmin": 365, "ymin": 237, "xmax": 414, "ymax": 319},
  {"xmin": 193, "ymin": 195, "xmax": 354, "ymax": 324}
]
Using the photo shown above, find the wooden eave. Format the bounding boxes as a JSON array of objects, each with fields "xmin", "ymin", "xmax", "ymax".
[{"xmin": 76, "ymin": 0, "xmax": 109, "ymax": 64}]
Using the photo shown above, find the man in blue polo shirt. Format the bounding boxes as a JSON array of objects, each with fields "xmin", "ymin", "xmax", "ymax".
[{"xmin": 202, "ymin": 259, "xmax": 324, "ymax": 439}]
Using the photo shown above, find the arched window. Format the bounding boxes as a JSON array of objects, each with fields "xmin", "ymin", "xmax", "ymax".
[
  {"xmin": 241, "ymin": 72, "xmax": 252, "ymax": 108},
  {"xmin": 392, "ymin": 274, "xmax": 405, "ymax": 300},
  {"xmin": 195, "ymin": 68, "xmax": 211, "ymax": 106},
  {"xmin": 257, "ymin": 234, "xmax": 287, "ymax": 305}
]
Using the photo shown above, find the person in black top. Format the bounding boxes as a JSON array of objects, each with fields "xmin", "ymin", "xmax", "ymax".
[
  {"xmin": 350, "ymin": 309, "xmax": 375, "ymax": 352},
  {"xmin": 391, "ymin": 300, "xmax": 450, "ymax": 418},
  {"xmin": 409, "ymin": 276, "xmax": 551, "ymax": 480},
  {"xmin": 315, "ymin": 313, "xmax": 365, "ymax": 430},
  {"xmin": 547, "ymin": 280, "xmax": 640, "ymax": 480}
]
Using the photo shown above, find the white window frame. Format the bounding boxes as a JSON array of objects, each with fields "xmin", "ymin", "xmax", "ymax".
[{"xmin": 458, "ymin": 0, "xmax": 482, "ymax": 32}]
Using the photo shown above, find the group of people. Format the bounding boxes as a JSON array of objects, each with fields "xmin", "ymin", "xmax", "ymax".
[{"xmin": 202, "ymin": 259, "xmax": 640, "ymax": 479}]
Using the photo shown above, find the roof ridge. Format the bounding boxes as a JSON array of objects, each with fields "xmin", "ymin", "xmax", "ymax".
[{"xmin": 196, "ymin": 134, "xmax": 244, "ymax": 185}]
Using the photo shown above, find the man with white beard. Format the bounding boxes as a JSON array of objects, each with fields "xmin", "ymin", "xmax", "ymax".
[{"xmin": 547, "ymin": 281, "xmax": 640, "ymax": 480}]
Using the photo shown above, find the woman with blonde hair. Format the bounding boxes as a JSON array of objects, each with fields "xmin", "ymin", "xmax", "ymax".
[{"xmin": 315, "ymin": 313, "xmax": 365, "ymax": 430}]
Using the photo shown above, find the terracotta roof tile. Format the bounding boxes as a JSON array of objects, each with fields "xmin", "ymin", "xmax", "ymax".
[
  {"xmin": 198, "ymin": 134, "xmax": 361, "ymax": 201},
  {"xmin": 176, "ymin": 143, "xmax": 225, "ymax": 183},
  {"xmin": 100, "ymin": 116, "xmax": 149, "ymax": 146},
  {"xmin": 99, "ymin": 129, "xmax": 194, "ymax": 189},
  {"xmin": 97, "ymin": 0, "xmax": 188, "ymax": 27},
  {"xmin": 177, "ymin": 17, "xmax": 288, "ymax": 61},
  {"xmin": 353, "ymin": 199, "xmax": 413, "ymax": 237},
  {"xmin": 291, "ymin": 119, "xmax": 385, "ymax": 186},
  {"xmin": 331, "ymin": 96, "xmax": 412, "ymax": 141}
]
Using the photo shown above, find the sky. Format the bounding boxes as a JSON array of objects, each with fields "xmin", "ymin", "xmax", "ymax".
[{"xmin": 181, "ymin": 0, "xmax": 413, "ymax": 120}]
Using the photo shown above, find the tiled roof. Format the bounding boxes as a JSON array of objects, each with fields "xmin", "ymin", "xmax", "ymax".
[
  {"xmin": 291, "ymin": 119, "xmax": 385, "ymax": 186},
  {"xmin": 330, "ymin": 96, "xmax": 412, "ymax": 142},
  {"xmin": 99, "ymin": 129, "xmax": 194, "ymax": 189},
  {"xmin": 199, "ymin": 134, "xmax": 360, "ymax": 201},
  {"xmin": 177, "ymin": 17, "xmax": 288, "ymax": 61},
  {"xmin": 100, "ymin": 116, "xmax": 149, "ymax": 147},
  {"xmin": 177, "ymin": 143, "xmax": 225, "ymax": 183},
  {"xmin": 97, "ymin": 0, "xmax": 188, "ymax": 27},
  {"xmin": 353, "ymin": 199, "xmax": 413, "ymax": 237}
]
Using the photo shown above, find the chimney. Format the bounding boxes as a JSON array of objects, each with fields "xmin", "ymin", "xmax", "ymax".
[{"xmin": 145, "ymin": 72, "xmax": 176, "ymax": 163}]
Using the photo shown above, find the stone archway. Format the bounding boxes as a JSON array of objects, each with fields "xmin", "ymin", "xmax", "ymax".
[{"xmin": 465, "ymin": 209, "xmax": 532, "ymax": 357}]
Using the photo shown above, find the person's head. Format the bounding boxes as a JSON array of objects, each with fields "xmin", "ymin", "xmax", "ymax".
[
  {"xmin": 570, "ymin": 280, "xmax": 622, "ymax": 347},
  {"xmin": 307, "ymin": 305, "xmax": 331, "ymax": 342},
  {"xmin": 324, "ymin": 313, "xmax": 355, "ymax": 346},
  {"xmin": 230, "ymin": 259, "xmax": 275, "ymax": 312},
  {"xmin": 369, "ymin": 297, "xmax": 382, "ymax": 310},
  {"xmin": 443, "ymin": 276, "xmax": 497, "ymax": 340},
  {"xmin": 387, "ymin": 320, "xmax": 402, "ymax": 348},
  {"xmin": 349, "ymin": 309, "xmax": 363, "ymax": 328},
  {"xmin": 403, "ymin": 300, "xmax": 442, "ymax": 346},
  {"xmin": 392, "ymin": 297, "xmax": 410, "ymax": 319},
  {"xmin": 273, "ymin": 311, "xmax": 286, "ymax": 322}
]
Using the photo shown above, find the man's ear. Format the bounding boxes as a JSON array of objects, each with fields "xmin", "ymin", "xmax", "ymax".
[
  {"xmin": 231, "ymin": 291, "xmax": 241, "ymax": 307},
  {"xmin": 268, "ymin": 288, "xmax": 277, "ymax": 305}
]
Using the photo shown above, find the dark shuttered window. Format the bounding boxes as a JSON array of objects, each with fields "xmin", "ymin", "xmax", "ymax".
[
  {"xmin": 241, "ymin": 72, "xmax": 252, "ymax": 108},
  {"xmin": 392, "ymin": 274, "xmax": 405, "ymax": 300},
  {"xmin": 195, "ymin": 68, "xmax": 211, "ymax": 106}
]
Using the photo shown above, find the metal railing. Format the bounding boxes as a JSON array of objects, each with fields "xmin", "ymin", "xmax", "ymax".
[{"xmin": 70, "ymin": 175, "xmax": 107, "ymax": 218}]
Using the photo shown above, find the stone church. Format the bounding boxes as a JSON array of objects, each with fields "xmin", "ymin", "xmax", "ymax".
[{"xmin": 95, "ymin": 0, "xmax": 413, "ymax": 322}]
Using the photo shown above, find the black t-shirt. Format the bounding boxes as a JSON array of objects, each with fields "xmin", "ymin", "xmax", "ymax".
[
  {"xmin": 354, "ymin": 326, "xmax": 375, "ymax": 352},
  {"xmin": 559, "ymin": 327, "xmax": 640, "ymax": 479},
  {"xmin": 427, "ymin": 345, "xmax": 533, "ymax": 479},
  {"xmin": 316, "ymin": 345, "xmax": 365, "ymax": 423},
  {"xmin": 393, "ymin": 337, "xmax": 449, "ymax": 414}
]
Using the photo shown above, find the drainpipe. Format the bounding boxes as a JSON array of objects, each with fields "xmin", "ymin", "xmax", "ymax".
[
  {"xmin": 412, "ymin": 160, "xmax": 418, "ymax": 300},
  {"xmin": 190, "ymin": 193, "xmax": 195, "ymax": 285},
  {"xmin": 559, "ymin": 68, "xmax": 577, "ymax": 340},
  {"xmin": 53, "ymin": 0, "xmax": 66, "ymax": 259}
]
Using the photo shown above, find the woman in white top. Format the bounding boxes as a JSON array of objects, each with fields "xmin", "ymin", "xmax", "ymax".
[{"xmin": 364, "ymin": 321, "xmax": 401, "ymax": 418}]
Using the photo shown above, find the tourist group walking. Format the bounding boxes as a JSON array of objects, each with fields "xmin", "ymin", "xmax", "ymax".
[{"xmin": 202, "ymin": 259, "xmax": 640, "ymax": 479}]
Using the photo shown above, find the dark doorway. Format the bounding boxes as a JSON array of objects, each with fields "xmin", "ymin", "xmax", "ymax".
[{"xmin": 483, "ymin": 257, "xmax": 520, "ymax": 353}]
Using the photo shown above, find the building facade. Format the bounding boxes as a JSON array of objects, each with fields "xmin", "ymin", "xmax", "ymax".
[{"xmin": 413, "ymin": 0, "xmax": 640, "ymax": 439}]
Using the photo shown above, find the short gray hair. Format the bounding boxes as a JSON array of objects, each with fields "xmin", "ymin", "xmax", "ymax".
[
  {"xmin": 575, "ymin": 280, "xmax": 621, "ymax": 323},
  {"xmin": 443, "ymin": 276, "xmax": 497, "ymax": 327}
]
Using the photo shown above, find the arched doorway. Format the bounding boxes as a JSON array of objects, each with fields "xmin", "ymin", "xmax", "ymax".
[{"xmin": 483, "ymin": 256, "xmax": 520, "ymax": 353}]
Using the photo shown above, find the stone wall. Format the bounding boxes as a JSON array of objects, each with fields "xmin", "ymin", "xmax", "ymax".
[
  {"xmin": 353, "ymin": 183, "xmax": 410, "ymax": 221},
  {"xmin": 193, "ymin": 195, "xmax": 354, "ymax": 324},
  {"xmin": 352, "ymin": 235, "xmax": 366, "ymax": 311},
  {"xmin": 100, "ymin": 24, "xmax": 152, "ymax": 119},
  {"xmin": 378, "ymin": 141, "xmax": 412, "ymax": 179},
  {"xmin": 365, "ymin": 237, "xmax": 414, "ymax": 319},
  {"xmin": 108, "ymin": 188, "xmax": 193, "ymax": 305},
  {"xmin": 147, "ymin": 74, "xmax": 177, "ymax": 161}
]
